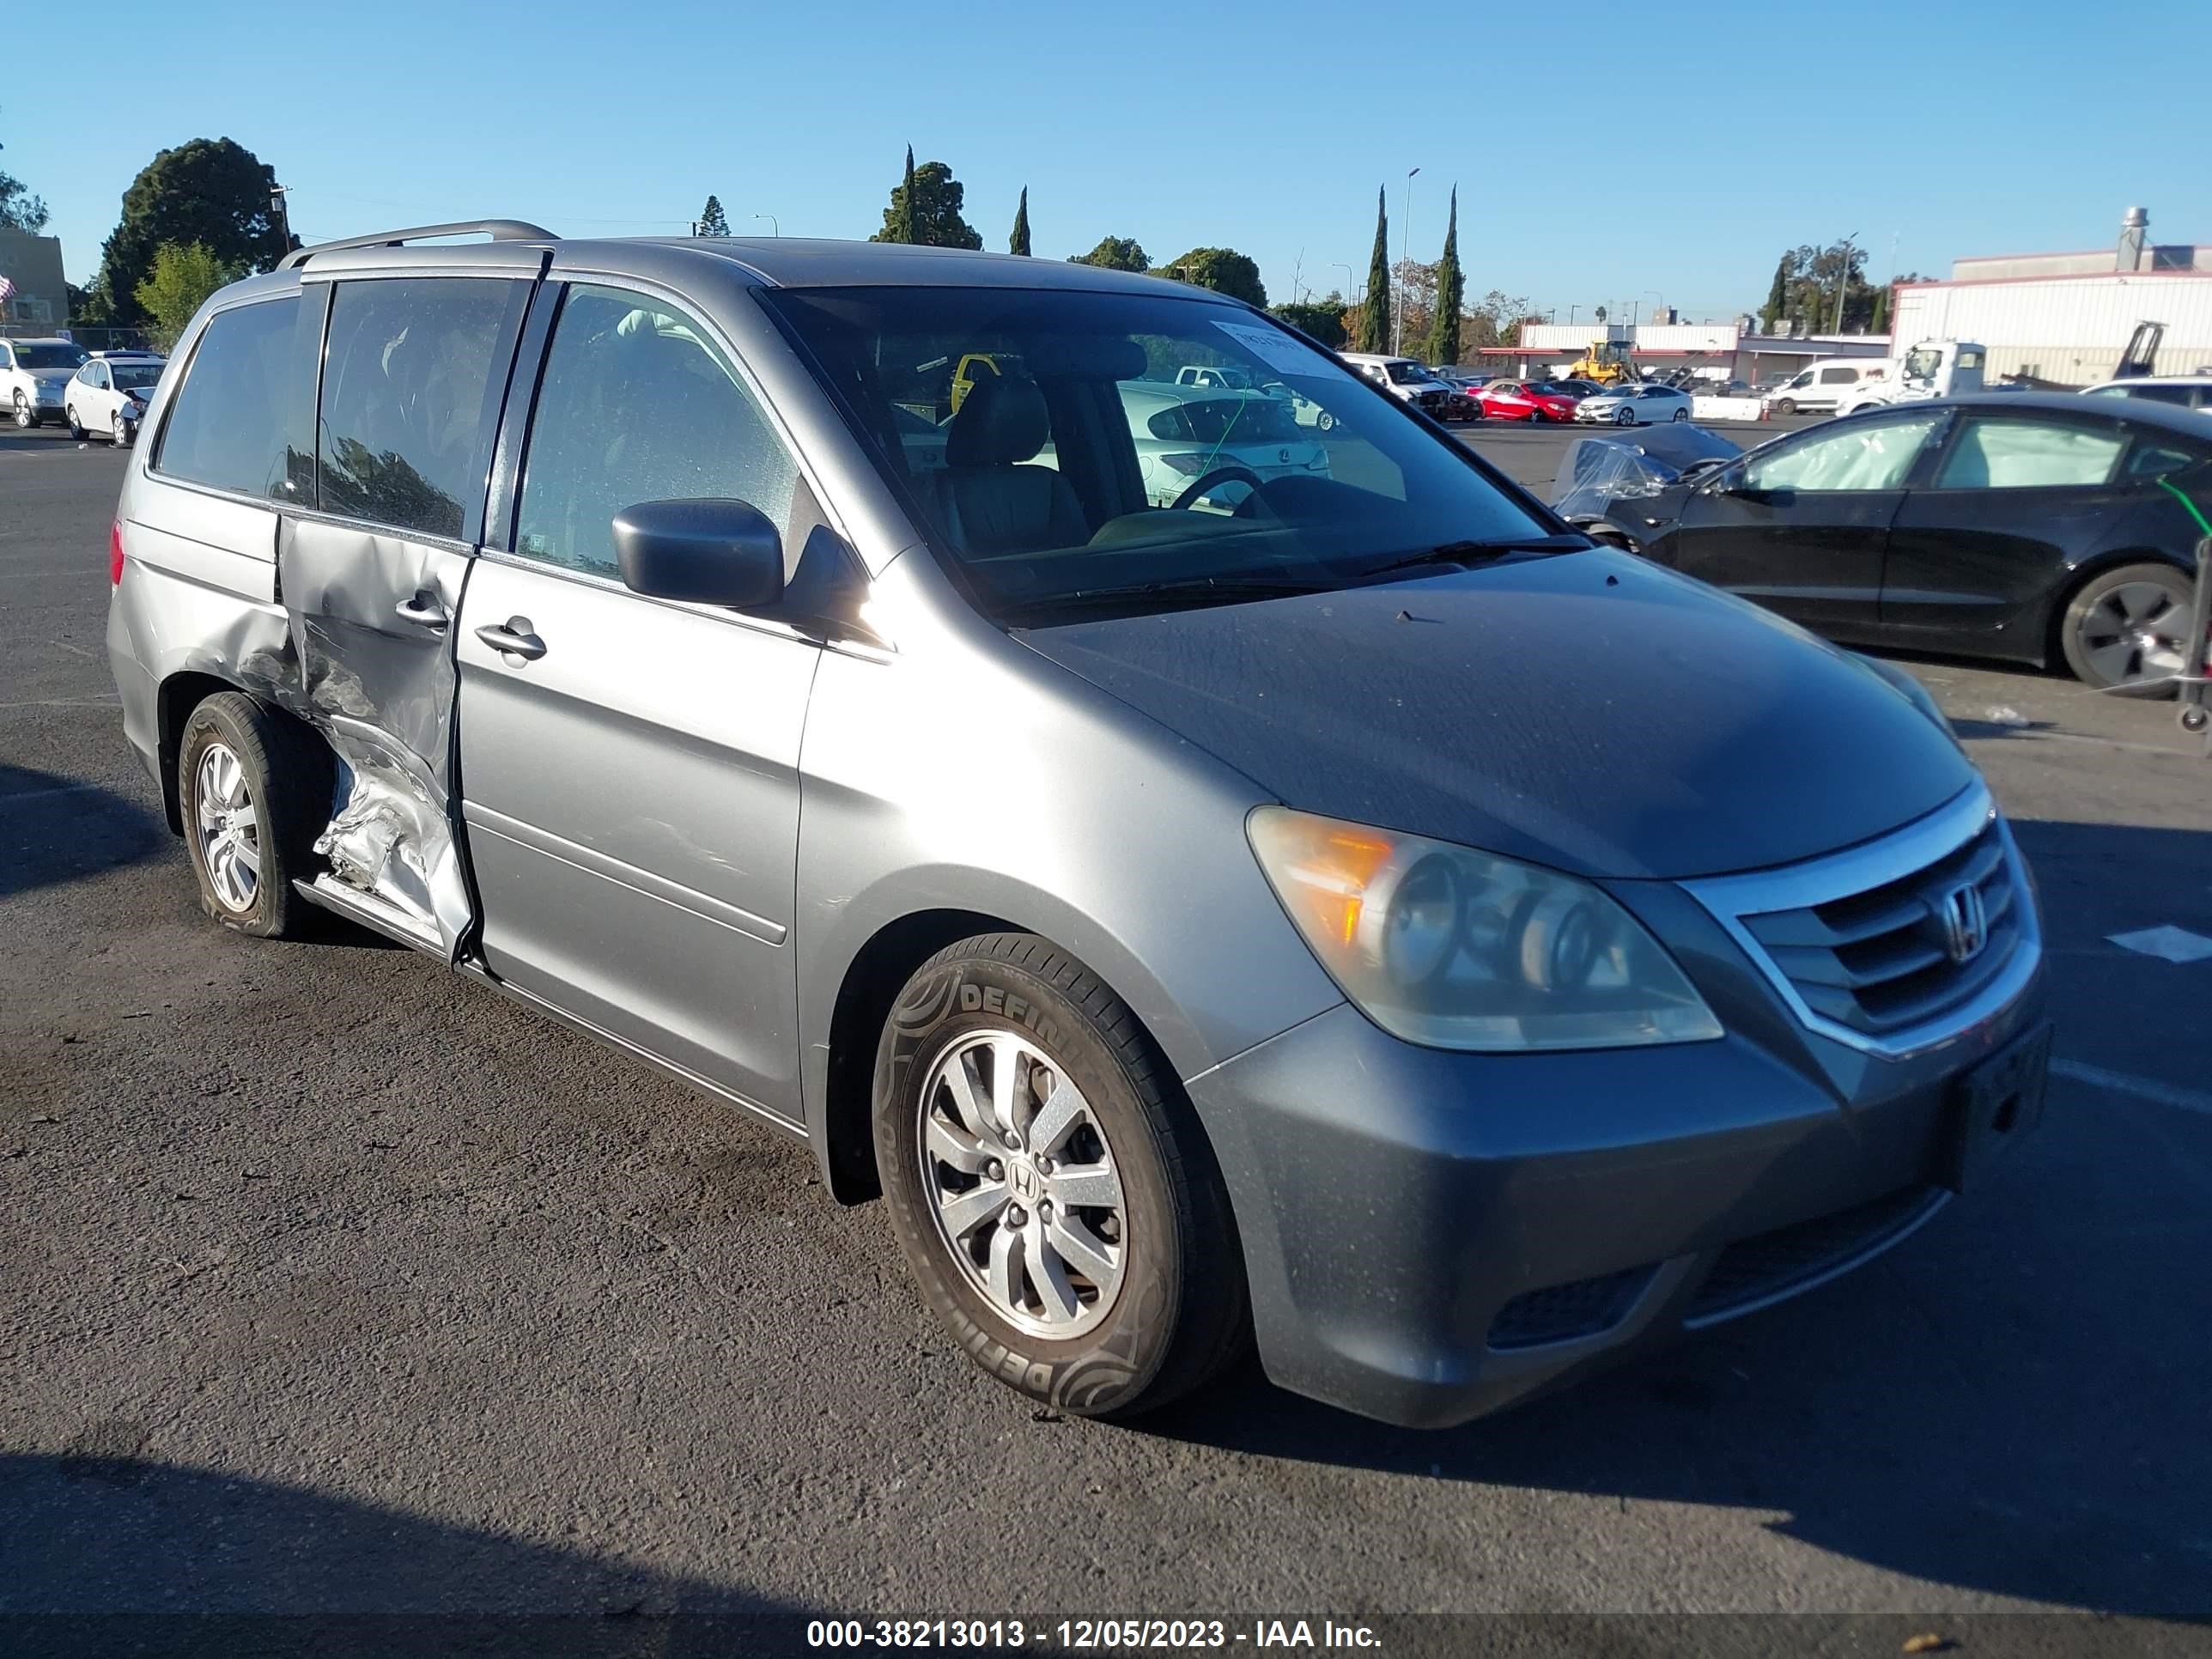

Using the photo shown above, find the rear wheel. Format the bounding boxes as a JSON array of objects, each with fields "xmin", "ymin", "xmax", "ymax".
[
  {"xmin": 873, "ymin": 934, "xmax": 1248, "ymax": 1419},
  {"xmin": 2059, "ymin": 562, "xmax": 2194, "ymax": 696},
  {"xmin": 1671, "ymin": 405, "xmax": 1691, "ymax": 422},
  {"xmin": 176, "ymin": 692, "xmax": 329, "ymax": 938}
]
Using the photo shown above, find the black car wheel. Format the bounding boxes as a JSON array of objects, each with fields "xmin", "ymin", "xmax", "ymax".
[
  {"xmin": 1671, "ymin": 406, "xmax": 1691, "ymax": 422},
  {"xmin": 2060, "ymin": 562, "xmax": 2195, "ymax": 696}
]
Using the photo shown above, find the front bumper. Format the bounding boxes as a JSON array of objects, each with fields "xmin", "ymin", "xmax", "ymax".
[{"xmin": 1187, "ymin": 872, "xmax": 2047, "ymax": 1429}]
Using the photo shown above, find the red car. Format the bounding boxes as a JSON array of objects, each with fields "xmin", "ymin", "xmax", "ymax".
[{"xmin": 1476, "ymin": 380, "xmax": 1580, "ymax": 422}]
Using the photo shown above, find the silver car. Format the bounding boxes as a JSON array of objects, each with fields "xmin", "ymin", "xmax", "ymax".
[
  {"xmin": 1114, "ymin": 381, "xmax": 1330, "ymax": 509},
  {"xmin": 106, "ymin": 222, "xmax": 2050, "ymax": 1427}
]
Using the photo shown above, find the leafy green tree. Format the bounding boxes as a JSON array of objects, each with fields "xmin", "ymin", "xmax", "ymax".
[
  {"xmin": 871, "ymin": 150, "xmax": 981, "ymax": 249},
  {"xmin": 134, "ymin": 242, "xmax": 240, "ymax": 349},
  {"xmin": 88, "ymin": 138, "xmax": 292, "ymax": 326},
  {"xmin": 1271, "ymin": 296, "xmax": 1347, "ymax": 349},
  {"xmin": 1357, "ymin": 187, "xmax": 1390, "ymax": 353},
  {"xmin": 697, "ymin": 194, "xmax": 731, "ymax": 236},
  {"xmin": 1157, "ymin": 247, "xmax": 1266, "ymax": 307},
  {"xmin": 1759, "ymin": 253, "xmax": 1790, "ymax": 331},
  {"xmin": 1593, "ymin": 304, "xmax": 1607, "ymax": 324},
  {"xmin": 1068, "ymin": 235, "xmax": 1148, "ymax": 271},
  {"xmin": 0, "ymin": 110, "xmax": 48, "ymax": 233},
  {"xmin": 1009, "ymin": 187, "xmax": 1030, "ymax": 256},
  {"xmin": 1427, "ymin": 186, "xmax": 1464, "ymax": 367}
]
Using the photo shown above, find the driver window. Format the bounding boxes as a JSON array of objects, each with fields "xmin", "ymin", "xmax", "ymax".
[{"xmin": 1743, "ymin": 413, "xmax": 1943, "ymax": 493}]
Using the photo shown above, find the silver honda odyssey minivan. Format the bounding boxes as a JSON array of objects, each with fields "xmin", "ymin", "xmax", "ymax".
[{"xmin": 106, "ymin": 222, "xmax": 2049, "ymax": 1427}]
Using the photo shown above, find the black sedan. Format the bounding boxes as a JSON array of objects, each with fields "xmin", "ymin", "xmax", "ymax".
[{"xmin": 1552, "ymin": 395, "xmax": 2211, "ymax": 694}]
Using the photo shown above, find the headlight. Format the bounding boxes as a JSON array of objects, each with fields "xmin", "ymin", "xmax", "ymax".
[{"xmin": 1247, "ymin": 807, "xmax": 1723, "ymax": 1052}]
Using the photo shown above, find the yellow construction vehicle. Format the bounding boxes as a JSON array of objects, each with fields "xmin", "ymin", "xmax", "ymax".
[{"xmin": 1564, "ymin": 340, "xmax": 1639, "ymax": 386}]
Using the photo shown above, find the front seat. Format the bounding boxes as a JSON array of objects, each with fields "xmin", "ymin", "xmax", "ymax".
[{"xmin": 930, "ymin": 375, "xmax": 1090, "ymax": 556}]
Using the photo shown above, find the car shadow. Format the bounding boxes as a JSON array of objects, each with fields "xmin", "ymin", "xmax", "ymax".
[
  {"xmin": 0, "ymin": 426, "xmax": 92, "ymax": 454},
  {"xmin": 0, "ymin": 1450, "xmax": 825, "ymax": 1652},
  {"xmin": 1136, "ymin": 818, "xmax": 2212, "ymax": 1617},
  {"xmin": 0, "ymin": 763, "xmax": 168, "ymax": 898}
]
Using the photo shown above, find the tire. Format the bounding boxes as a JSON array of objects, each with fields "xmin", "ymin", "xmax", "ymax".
[
  {"xmin": 11, "ymin": 391, "xmax": 33, "ymax": 428},
  {"xmin": 175, "ymin": 691, "xmax": 330, "ymax": 938},
  {"xmin": 873, "ymin": 933, "xmax": 1249, "ymax": 1419},
  {"xmin": 1771, "ymin": 398, "xmax": 1796, "ymax": 416},
  {"xmin": 1613, "ymin": 406, "xmax": 1638, "ymax": 426},
  {"xmin": 1671, "ymin": 406, "xmax": 1691, "ymax": 422},
  {"xmin": 2059, "ymin": 562, "xmax": 2196, "ymax": 696},
  {"xmin": 1316, "ymin": 411, "xmax": 1335, "ymax": 433},
  {"xmin": 114, "ymin": 416, "xmax": 134, "ymax": 449},
  {"xmin": 66, "ymin": 404, "xmax": 87, "ymax": 441}
]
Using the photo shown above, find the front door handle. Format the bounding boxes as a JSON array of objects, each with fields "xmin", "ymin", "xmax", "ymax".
[
  {"xmin": 394, "ymin": 592, "xmax": 450, "ymax": 632},
  {"xmin": 474, "ymin": 617, "xmax": 547, "ymax": 663}
]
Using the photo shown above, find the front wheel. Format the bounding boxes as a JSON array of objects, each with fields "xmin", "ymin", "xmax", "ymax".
[
  {"xmin": 1771, "ymin": 397, "xmax": 1797, "ymax": 416},
  {"xmin": 66, "ymin": 404, "xmax": 87, "ymax": 441},
  {"xmin": 2060, "ymin": 562, "xmax": 2194, "ymax": 696},
  {"xmin": 874, "ymin": 934, "xmax": 1249, "ymax": 1419},
  {"xmin": 113, "ymin": 416, "xmax": 134, "ymax": 449},
  {"xmin": 1613, "ymin": 406, "xmax": 1638, "ymax": 426},
  {"xmin": 11, "ymin": 391, "xmax": 33, "ymax": 429}
]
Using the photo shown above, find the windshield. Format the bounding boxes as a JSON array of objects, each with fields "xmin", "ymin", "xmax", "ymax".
[
  {"xmin": 1382, "ymin": 362, "xmax": 1431, "ymax": 385},
  {"xmin": 16, "ymin": 343, "xmax": 88, "ymax": 371},
  {"xmin": 1902, "ymin": 348, "xmax": 1942, "ymax": 382},
  {"xmin": 763, "ymin": 286, "xmax": 1555, "ymax": 621},
  {"xmin": 112, "ymin": 364, "xmax": 163, "ymax": 391}
]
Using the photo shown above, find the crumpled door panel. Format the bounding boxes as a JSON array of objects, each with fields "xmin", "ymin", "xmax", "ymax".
[{"xmin": 278, "ymin": 517, "xmax": 473, "ymax": 955}]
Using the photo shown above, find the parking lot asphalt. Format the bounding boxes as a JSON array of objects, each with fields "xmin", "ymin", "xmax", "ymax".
[{"xmin": 3, "ymin": 426, "xmax": 2209, "ymax": 1641}]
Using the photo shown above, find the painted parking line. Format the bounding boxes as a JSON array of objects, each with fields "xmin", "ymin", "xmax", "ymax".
[
  {"xmin": 2053, "ymin": 1059, "xmax": 2212, "ymax": 1116},
  {"xmin": 2107, "ymin": 926, "xmax": 2212, "ymax": 964}
]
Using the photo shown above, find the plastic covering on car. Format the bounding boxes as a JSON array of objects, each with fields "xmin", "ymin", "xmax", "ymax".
[{"xmin": 1551, "ymin": 425, "xmax": 1743, "ymax": 526}]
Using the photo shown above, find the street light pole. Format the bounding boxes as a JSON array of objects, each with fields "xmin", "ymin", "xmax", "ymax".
[
  {"xmin": 1569, "ymin": 304, "xmax": 1579, "ymax": 325},
  {"xmin": 270, "ymin": 184, "xmax": 293, "ymax": 251},
  {"xmin": 753, "ymin": 213, "xmax": 780, "ymax": 237},
  {"xmin": 1395, "ymin": 166, "xmax": 1419, "ymax": 356},
  {"xmin": 1334, "ymin": 261, "xmax": 1357, "ymax": 307}
]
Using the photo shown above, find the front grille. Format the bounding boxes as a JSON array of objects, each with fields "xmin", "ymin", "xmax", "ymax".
[
  {"xmin": 1685, "ymin": 1187, "xmax": 1943, "ymax": 1325},
  {"xmin": 1487, "ymin": 1266, "xmax": 1654, "ymax": 1350},
  {"xmin": 1709, "ymin": 803, "xmax": 2031, "ymax": 1047}
]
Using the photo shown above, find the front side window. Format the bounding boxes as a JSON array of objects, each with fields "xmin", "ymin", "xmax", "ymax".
[
  {"xmin": 763, "ymin": 284, "xmax": 1554, "ymax": 622},
  {"xmin": 317, "ymin": 277, "xmax": 526, "ymax": 540},
  {"xmin": 1744, "ymin": 412, "xmax": 1943, "ymax": 493},
  {"xmin": 154, "ymin": 297, "xmax": 299, "ymax": 498},
  {"xmin": 1933, "ymin": 417, "xmax": 2125, "ymax": 489},
  {"xmin": 514, "ymin": 284, "xmax": 799, "ymax": 580}
]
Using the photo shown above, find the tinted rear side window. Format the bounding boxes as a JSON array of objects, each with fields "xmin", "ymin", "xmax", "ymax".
[
  {"xmin": 155, "ymin": 297, "xmax": 300, "ymax": 498},
  {"xmin": 316, "ymin": 277, "xmax": 526, "ymax": 540}
]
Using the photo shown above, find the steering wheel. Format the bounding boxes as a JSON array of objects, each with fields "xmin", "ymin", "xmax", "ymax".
[{"xmin": 1170, "ymin": 465, "xmax": 1265, "ymax": 514}]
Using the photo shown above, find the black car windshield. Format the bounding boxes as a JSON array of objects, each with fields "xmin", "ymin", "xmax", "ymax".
[
  {"xmin": 16, "ymin": 343, "xmax": 88, "ymax": 370},
  {"xmin": 112, "ymin": 364, "xmax": 163, "ymax": 391},
  {"xmin": 763, "ymin": 286, "xmax": 1555, "ymax": 620}
]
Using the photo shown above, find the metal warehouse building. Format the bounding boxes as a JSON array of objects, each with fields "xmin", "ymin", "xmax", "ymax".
[{"xmin": 1892, "ymin": 208, "xmax": 2212, "ymax": 386}]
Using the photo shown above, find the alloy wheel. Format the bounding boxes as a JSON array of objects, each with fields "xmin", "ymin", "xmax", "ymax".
[
  {"xmin": 917, "ymin": 1029, "xmax": 1127, "ymax": 1339},
  {"xmin": 193, "ymin": 740, "xmax": 262, "ymax": 911},
  {"xmin": 2078, "ymin": 580, "xmax": 2189, "ymax": 687}
]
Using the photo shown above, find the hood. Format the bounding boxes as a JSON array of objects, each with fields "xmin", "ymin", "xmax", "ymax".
[{"xmin": 1016, "ymin": 549, "xmax": 1975, "ymax": 881}]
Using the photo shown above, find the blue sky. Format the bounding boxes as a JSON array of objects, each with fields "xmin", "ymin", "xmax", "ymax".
[{"xmin": 12, "ymin": 0, "xmax": 2210, "ymax": 321}]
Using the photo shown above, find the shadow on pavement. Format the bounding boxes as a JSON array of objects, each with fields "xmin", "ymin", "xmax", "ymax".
[
  {"xmin": 1145, "ymin": 818, "xmax": 2212, "ymax": 1618},
  {"xmin": 0, "ymin": 1451, "xmax": 823, "ymax": 1654},
  {"xmin": 0, "ymin": 763, "xmax": 168, "ymax": 898}
]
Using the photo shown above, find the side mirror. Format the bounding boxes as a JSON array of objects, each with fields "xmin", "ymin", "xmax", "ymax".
[{"xmin": 611, "ymin": 499, "xmax": 784, "ymax": 608}]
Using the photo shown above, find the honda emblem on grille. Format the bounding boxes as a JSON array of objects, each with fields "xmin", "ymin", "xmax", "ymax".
[{"xmin": 1939, "ymin": 883, "xmax": 1988, "ymax": 963}]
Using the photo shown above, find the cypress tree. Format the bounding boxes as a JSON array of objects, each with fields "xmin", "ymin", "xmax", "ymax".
[
  {"xmin": 1010, "ymin": 187, "xmax": 1030, "ymax": 256},
  {"xmin": 1358, "ymin": 186, "xmax": 1390, "ymax": 354},
  {"xmin": 1427, "ymin": 185, "xmax": 1462, "ymax": 368},
  {"xmin": 901, "ymin": 146, "xmax": 918, "ymax": 245},
  {"xmin": 1761, "ymin": 253, "xmax": 1790, "ymax": 331}
]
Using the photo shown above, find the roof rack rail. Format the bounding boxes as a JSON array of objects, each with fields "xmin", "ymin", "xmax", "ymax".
[{"xmin": 280, "ymin": 219, "xmax": 556, "ymax": 271}]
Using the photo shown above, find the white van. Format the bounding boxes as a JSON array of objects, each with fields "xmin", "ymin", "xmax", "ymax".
[{"xmin": 1760, "ymin": 358, "xmax": 1890, "ymax": 416}]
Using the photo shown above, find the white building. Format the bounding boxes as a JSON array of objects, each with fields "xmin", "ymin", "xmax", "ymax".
[
  {"xmin": 1891, "ymin": 208, "xmax": 2212, "ymax": 386},
  {"xmin": 1480, "ymin": 319, "xmax": 1887, "ymax": 386}
]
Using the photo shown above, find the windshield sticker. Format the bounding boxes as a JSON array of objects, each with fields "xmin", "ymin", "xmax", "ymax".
[{"xmin": 1213, "ymin": 319, "xmax": 1319, "ymax": 377}]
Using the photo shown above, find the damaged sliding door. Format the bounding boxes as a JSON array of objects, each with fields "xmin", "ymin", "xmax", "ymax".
[{"xmin": 279, "ymin": 270, "xmax": 535, "ymax": 955}]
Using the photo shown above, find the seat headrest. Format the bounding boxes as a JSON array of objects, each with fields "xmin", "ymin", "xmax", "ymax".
[{"xmin": 946, "ymin": 375, "xmax": 1050, "ymax": 467}]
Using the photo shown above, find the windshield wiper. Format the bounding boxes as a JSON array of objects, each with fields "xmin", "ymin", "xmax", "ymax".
[
  {"xmin": 1357, "ymin": 534, "xmax": 1594, "ymax": 581},
  {"xmin": 1002, "ymin": 574, "xmax": 1330, "ymax": 621}
]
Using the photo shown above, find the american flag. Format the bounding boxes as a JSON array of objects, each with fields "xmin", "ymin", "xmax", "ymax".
[{"xmin": 0, "ymin": 274, "xmax": 16, "ymax": 307}]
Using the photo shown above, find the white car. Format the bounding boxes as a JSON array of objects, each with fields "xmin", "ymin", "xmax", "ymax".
[
  {"xmin": 2, "ymin": 336, "xmax": 91, "ymax": 428},
  {"xmin": 1574, "ymin": 383, "xmax": 1694, "ymax": 425},
  {"xmin": 1117, "ymin": 381, "xmax": 1330, "ymax": 510},
  {"xmin": 66, "ymin": 352, "xmax": 167, "ymax": 447}
]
